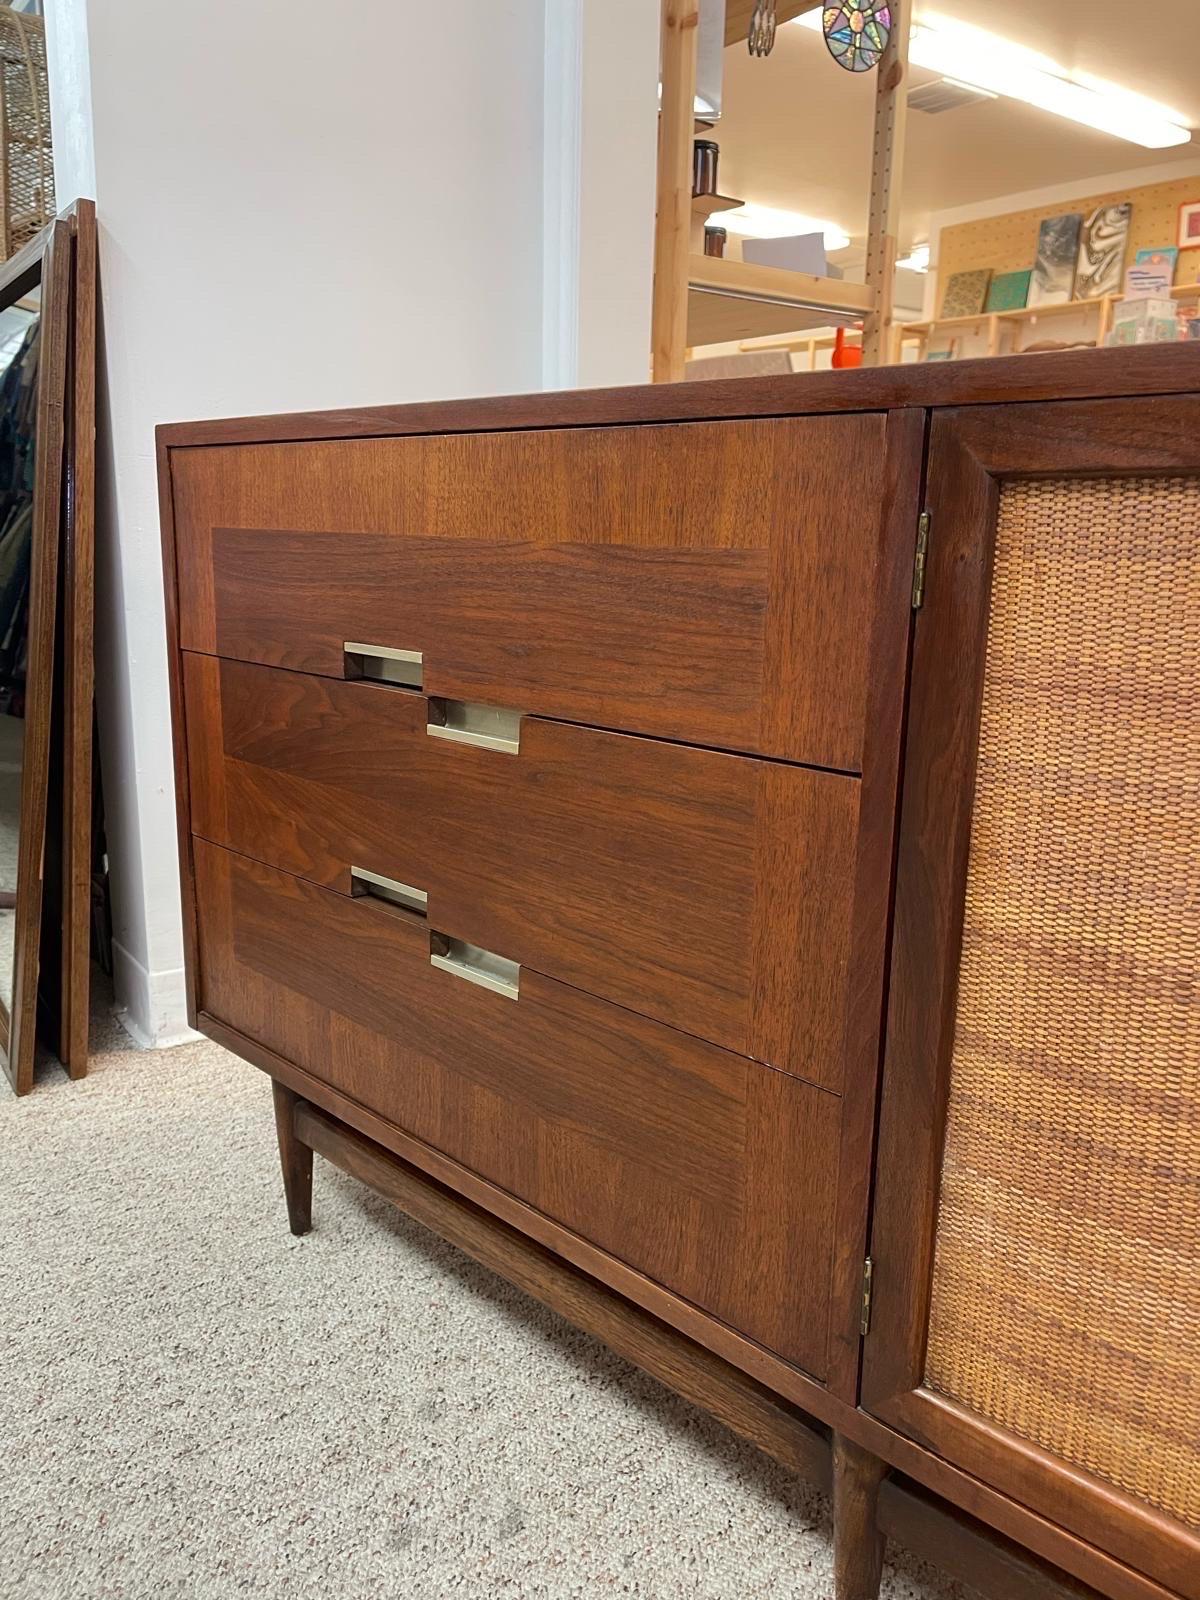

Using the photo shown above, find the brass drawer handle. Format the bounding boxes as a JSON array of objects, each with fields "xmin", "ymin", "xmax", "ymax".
[
  {"xmin": 429, "ymin": 932, "xmax": 520, "ymax": 1000},
  {"xmin": 426, "ymin": 698, "xmax": 521, "ymax": 754},
  {"xmin": 350, "ymin": 866, "xmax": 427, "ymax": 916},
  {"xmin": 344, "ymin": 642, "xmax": 423, "ymax": 689}
]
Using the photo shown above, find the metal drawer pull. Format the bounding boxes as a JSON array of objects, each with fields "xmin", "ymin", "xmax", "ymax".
[
  {"xmin": 426, "ymin": 699, "xmax": 521, "ymax": 754},
  {"xmin": 430, "ymin": 933, "xmax": 520, "ymax": 1000},
  {"xmin": 351, "ymin": 866, "xmax": 428, "ymax": 916},
  {"xmin": 344, "ymin": 642, "xmax": 423, "ymax": 689}
]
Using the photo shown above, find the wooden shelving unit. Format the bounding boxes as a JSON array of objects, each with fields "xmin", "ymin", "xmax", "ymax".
[
  {"xmin": 652, "ymin": 0, "xmax": 908, "ymax": 379},
  {"xmin": 692, "ymin": 191, "xmax": 743, "ymax": 219},
  {"xmin": 902, "ymin": 281, "xmax": 1200, "ymax": 361},
  {"xmin": 688, "ymin": 254, "xmax": 876, "ymax": 345},
  {"xmin": 736, "ymin": 329, "xmax": 864, "ymax": 371}
]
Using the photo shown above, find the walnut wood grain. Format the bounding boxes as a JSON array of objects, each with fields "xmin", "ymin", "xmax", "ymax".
[
  {"xmin": 834, "ymin": 1433, "xmax": 888, "ymax": 1600},
  {"xmin": 171, "ymin": 414, "xmax": 890, "ymax": 772},
  {"xmin": 3, "ymin": 220, "xmax": 71, "ymax": 1095},
  {"xmin": 272, "ymin": 1079, "xmax": 311, "ymax": 1236},
  {"xmin": 156, "ymin": 345, "xmax": 1200, "ymax": 452},
  {"xmin": 158, "ymin": 427, "xmax": 201, "ymax": 1032},
  {"xmin": 183, "ymin": 653, "xmax": 860, "ymax": 1089},
  {"xmin": 825, "ymin": 405, "xmax": 926, "ymax": 1400},
  {"xmin": 875, "ymin": 1479, "xmax": 1107, "ymax": 1600},
  {"xmin": 194, "ymin": 838, "xmax": 841, "ymax": 1377},
  {"xmin": 59, "ymin": 197, "xmax": 97, "ymax": 1075}
]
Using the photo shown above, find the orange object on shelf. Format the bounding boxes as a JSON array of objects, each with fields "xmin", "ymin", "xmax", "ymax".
[{"xmin": 832, "ymin": 326, "xmax": 863, "ymax": 368}]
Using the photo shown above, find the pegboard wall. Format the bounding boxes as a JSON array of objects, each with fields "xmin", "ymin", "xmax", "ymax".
[{"xmin": 937, "ymin": 173, "xmax": 1200, "ymax": 302}]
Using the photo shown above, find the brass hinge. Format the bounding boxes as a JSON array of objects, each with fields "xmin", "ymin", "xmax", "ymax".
[
  {"xmin": 860, "ymin": 1256, "xmax": 874, "ymax": 1337},
  {"xmin": 911, "ymin": 509, "xmax": 931, "ymax": 610}
]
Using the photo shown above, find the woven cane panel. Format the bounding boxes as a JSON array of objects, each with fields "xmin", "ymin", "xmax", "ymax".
[
  {"xmin": 924, "ymin": 475, "xmax": 1200, "ymax": 1529},
  {"xmin": 0, "ymin": 13, "xmax": 53, "ymax": 260}
]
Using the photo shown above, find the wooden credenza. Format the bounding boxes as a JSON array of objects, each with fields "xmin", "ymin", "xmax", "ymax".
[{"xmin": 158, "ymin": 346, "xmax": 1200, "ymax": 1600}]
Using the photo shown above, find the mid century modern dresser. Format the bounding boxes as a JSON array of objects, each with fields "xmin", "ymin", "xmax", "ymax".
[{"xmin": 158, "ymin": 345, "xmax": 1200, "ymax": 1600}]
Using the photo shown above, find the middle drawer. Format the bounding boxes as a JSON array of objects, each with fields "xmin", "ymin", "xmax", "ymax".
[{"xmin": 183, "ymin": 653, "xmax": 860, "ymax": 1091}]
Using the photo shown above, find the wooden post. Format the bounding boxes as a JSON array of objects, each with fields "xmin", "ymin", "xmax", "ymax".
[
  {"xmin": 651, "ymin": 1, "xmax": 699, "ymax": 383},
  {"xmin": 861, "ymin": 1, "xmax": 910, "ymax": 367},
  {"xmin": 273, "ymin": 1080, "xmax": 314, "ymax": 1236},
  {"xmin": 833, "ymin": 1431, "xmax": 889, "ymax": 1600}
]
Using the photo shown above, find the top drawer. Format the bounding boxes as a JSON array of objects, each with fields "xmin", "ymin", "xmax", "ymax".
[{"xmin": 171, "ymin": 415, "xmax": 888, "ymax": 772}]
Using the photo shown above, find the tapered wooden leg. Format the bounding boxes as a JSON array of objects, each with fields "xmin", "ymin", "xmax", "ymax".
[
  {"xmin": 833, "ymin": 1432, "xmax": 888, "ymax": 1600},
  {"xmin": 272, "ymin": 1080, "xmax": 313, "ymax": 1236}
]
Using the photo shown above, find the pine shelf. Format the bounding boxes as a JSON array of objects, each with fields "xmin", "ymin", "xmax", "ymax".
[{"xmin": 688, "ymin": 255, "xmax": 876, "ymax": 347}]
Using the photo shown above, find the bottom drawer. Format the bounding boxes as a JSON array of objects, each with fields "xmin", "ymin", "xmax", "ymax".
[{"xmin": 194, "ymin": 838, "xmax": 840, "ymax": 1379}]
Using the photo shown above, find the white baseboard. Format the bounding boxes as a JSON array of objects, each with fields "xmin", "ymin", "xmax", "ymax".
[{"xmin": 111, "ymin": 939, "xmax": 199, "ymax": 1049}]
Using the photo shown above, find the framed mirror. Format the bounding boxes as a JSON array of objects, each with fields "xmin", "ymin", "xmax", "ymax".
[
  {"xmin": 37, "ymin": 199, "xmax": 98, "ymax": 1080},
  {"xmin": 61, "ymin": 199, "xmax": 98, "ymax": 1076},
  {"xmin": 0, "ymin": 217, "xmax": 71, "ymax": 1093}
]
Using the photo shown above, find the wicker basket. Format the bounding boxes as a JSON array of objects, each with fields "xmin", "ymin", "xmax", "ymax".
[{"xmin": 0, "ymin": 8, "xmax": 53, "ymax": 260}]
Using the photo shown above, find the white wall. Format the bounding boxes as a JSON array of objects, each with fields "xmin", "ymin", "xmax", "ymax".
[
  {"xmin": 44, "ymin": 0, "xmax": 658, "ymax": 1045},
  {"xmin": 543, "ymin": 0, "xmax": 659, "ymax": 389}
]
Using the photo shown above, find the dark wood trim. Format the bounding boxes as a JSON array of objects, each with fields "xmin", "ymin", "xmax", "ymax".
[
  {"xmin": 272, "ymin": 1080, "xmax": 312, "ymax": 1235},
  {"xmin": 3, "ymin": 219, "xmax": 71, "ymax": 1095},
  {"xmin": 59, "ymin": 197, "xmax": 97, "ymax": 1076},
  {"xmin": 876, "ymin": 1480, "xmax": 1106, "ymax": 1600},
  {"xmin": 935, "ymin": 391, "xmax": 1200, "ymax": 477},
  {"xmin": 157, "ymin": 438, "xmax": 201, "ymax": 1031},
  {"xmin": 155, "ymin": 345, "xmax": 1200, "ymax": 449},
  {"xmin": 861, "ymin": 397, "xmax": 1200, "ymax": 1600},
  {"xmin": 0, "ymin": 218, "xmax": 56, "ymax": 308},
  {"xmin": 293, "ymin": 1096, "xmax": 1115, "ymax": 1600},
  {"xmin": 862, "ymin": 412, "xmax": 998, "ymax": 1408},
  {"xmin": 834, "ymin": 1433, "xmax": 888, "ymax": 1600},
  {"xmin": 825, "ymin": 405, "xmax": 926, "ymax": 1401},
  {"xmin": 886, "ymin": 1393, "xmax": 1200, "ymax": 1600},
  {"xmin": 852, "ymin": 1407, "xmax": 1184, "ymax": 1600}
]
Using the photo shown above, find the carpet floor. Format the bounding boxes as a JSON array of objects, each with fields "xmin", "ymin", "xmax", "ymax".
[{"xmin": 0, "ymin": 987, "xmax": 974, "ymax": 1600}]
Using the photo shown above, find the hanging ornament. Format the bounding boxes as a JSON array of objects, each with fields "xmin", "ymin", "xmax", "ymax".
[
  {"xmin": 821, "ymin": 1, "xmax": 892, "ymax": 72},
  {"xmin": 747, "ymin": 0, "xmax": 777, "ymax": 57}
]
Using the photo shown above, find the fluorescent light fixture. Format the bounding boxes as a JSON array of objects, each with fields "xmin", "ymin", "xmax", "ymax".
[
  {"xmin": 721, "ymin": 202, "xmax": 851, "ymax": 250},
  {"xmin": 793, "ymin": 11, "xmax": 1191, "ymax": 148},
  {"xmin": 897, "ymin": 243, "xmax": 930, "ymax": 272}
]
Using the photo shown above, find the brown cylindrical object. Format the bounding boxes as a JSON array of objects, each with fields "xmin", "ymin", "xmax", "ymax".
[
  {"xmin": 704, "ymin": 225, "xmax": 727, "ymax": 259},
  {"xmin": 692, "ymin": 138, "xmax": 719, "ymax": 197}
]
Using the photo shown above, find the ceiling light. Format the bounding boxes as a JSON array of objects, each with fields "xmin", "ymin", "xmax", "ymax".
[
  {"xmin": 897, "ymin": 243, "xmax": 930, "ymax": 272},
  {"xmin": 720, "ymin": 203, "xmax": 851, "ymax": 250},
  {"xmin": 793, "ymin": 11, "xmax": 1191, "ymax": 148}
]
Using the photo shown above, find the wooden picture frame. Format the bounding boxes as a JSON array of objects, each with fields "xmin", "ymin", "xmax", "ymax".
[
  {"xmin": 1177, "ymin": 198, "xmax": 1200, "ymax": 252},
  {"xmin": 0, "ymin": 217, "xmax": 71, "ymax": 1094},
  {"xmin": 59, "ymin": 198, "xmax": 97, "ymax": 1074}
]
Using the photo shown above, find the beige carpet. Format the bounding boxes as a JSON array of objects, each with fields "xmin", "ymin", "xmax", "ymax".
[{"xmin": 0, "ymin": 989, "xmax": 973, "ymax": 1600}]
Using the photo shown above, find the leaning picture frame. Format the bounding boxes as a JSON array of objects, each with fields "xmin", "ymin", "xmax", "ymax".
[{"xmin": 0, "ymin": 218, "xmax": 71, "ymax": 1093}]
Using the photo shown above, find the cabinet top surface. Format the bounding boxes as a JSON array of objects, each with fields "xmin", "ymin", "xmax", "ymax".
[{"xmin": 157, "ymin": 342, "xmax": 1200, "ymax": 451}]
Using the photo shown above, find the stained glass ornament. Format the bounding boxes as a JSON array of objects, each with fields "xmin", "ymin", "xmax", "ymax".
[{"xmin": 821, "ymin": 1, "xmax": 892, "ymax": 73}]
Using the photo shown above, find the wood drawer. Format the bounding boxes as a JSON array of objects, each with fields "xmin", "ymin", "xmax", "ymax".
[
  {"xmin": 170, "ymin": 415, "xmax": 890, "ymax": 772},
  {"xmin": 184, "ymin": 653, "xmax": 859, "ymax": 1091},
  {"xmin": 193, "ymin": 838, "xmax": 840, "ymax": 1377}
]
